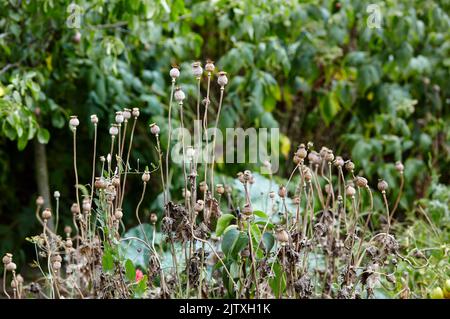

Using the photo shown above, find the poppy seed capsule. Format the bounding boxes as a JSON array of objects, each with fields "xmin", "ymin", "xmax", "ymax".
[
  {"xmin": 69, "ymin": 115, "xmax": 79, "ymax": 128},
  {"xmin": 6, "ymin": 262, "xmax": 16, "ymax": 271},
  {"xmin": 71, "ymin": 203, "xmax": 80, "ymax": 215},
  {"xmin": 216, "ymin": 184, "xmax": 225, "ymax": 195},
  {"xmin": 170, "ymin": 66, "xmax": 180, "ymax": 79},
  {"xmin": 95, "ymin": 177, "xmax": 106, "ymax": 189},
  {"xmin": 242, "ymin": 203, "xmax": 253, "ymax": 216},
  {"xmin": 275, "ymin": 227, "xmax": 289, "ymax": 246},
  {"xmin": 205, "ymin": 60, "xmax": 215, "ymax": 72},
  {"xmin": 296, "ymin": 144, "xmax": 307, "ymax": 159},
  {"xmin": 36, "ymin": 196, "xmax": 44, "ymax": 206},
  {"xmin": 115, "ymin": 111, "xmax": 124, "ymax": 124},
  {"xmin": 64, "ymin": 226, "xmax": 72, "ymax": 235},
  {"xmin": 112, "ymin": 176, "xmax": 120, "ymax": 187},
  {"xmin": 346, "ymin": 185, "xmax": 356, "ymax": 197},
  {"xmin": 16, "ymin": 274, "xmax": 23, "ymax": 284},
  {"xmin": 378, "ymin": 179, "xmax": 388, "ymax": 192},
  {"xmin": 355, "ymin": 176, "xmax": 368, "ymax": 188},
  {"xmin": 65, "ymin": 238, "xmax": 73, "ymax": 248},
  {"xmin": 192, "ymin": 61, "xmax": 203, "ymax": 78},
  {"xmin": 174, "ymin": 87, "xmax": 186, "ymax": 102},
  {"xmin": 123, "ymin": 108, "xmax": 131, "ymax": 120},
  {"xmin": 52, "ymin": 255, "xmax": 62, "ymax": 263},
  {"xmin": 2, "ymin": 253, "xmax": 12, "ymax": 265},
  {"xmin": 53, "ymin": 191, "xmax": 60, "ymax": 199},
  {"xmin": 278, "ymin": 185, "xmax": 287, "ymax": 198},
  {"xmin": 294, "ymin": 196, "xmax": 300, "ymax": 205},
  {"xmin": 293, "ymin": 155, "xmax": 301, "ymax": 165},
  {"xmin": 324, "ymin": 184, "xmax": 332, "ymax": 194},
  {"xmin": 142, "ymin": 170, "xmax": 150, "ymax": 183},
  {"xmin": 132, "ymin": 107, "xmax": 140, "ymax": 118},
  {"xmin": 325, "ymin": 151, "xmax": 334, "ymax": 162},
  {"xmin": 334, "ymin": 156, "xmax": 344, "ymax": 167},
  {"xmin": 114, "ymin": 209, "xmax": 123, "ymax": 220},
  {"xmin": 345, "ymin": 160, "xmax": 355, "ymax": 172},
  {"xmin": 42, "ymin": 208, "xmax": 52, "ymax": 220},
  {"xmin": 109, "ymin": 124, "xmax": 119, "ymax": 136},
  {"xmin": 199, "ymin": 181, "xmax": 208, "ymax": 193},
  {"xmin": 52, "ymin": 261, "xmax": 61, "ymax": 270},
  {"xmin": 182, "ymin": 188, "xmax": 191, "ymax": 198},
  {"xmin": 194, "ymin": 200, "xmax": 205, "ymax": 212},
  {"xmin": 150, "ymin": 123, "xmax": 160, "ymax": 135},
  {"xmin": 90, "ymin": 114, "xmax": 98, "ymax": 124},
  {"xmin": 217, "ymin": 71, "xmax": 228, "ymax": 87},
  {"xmin": 150, "ymin": 213, "xmax": 158, "ymax": 224},
  {"xmin": 303, "ymin": 168, "xmax": 312, "ymax": 181},
  {"xmin": 82, "ymin": 198, "xmax": 91, "ymax": 212},
  {"xmin": 269, "ymin": 191, "xmax": 275, "ymax": 199},
  {"xmin": 395, "ymin": 161, "xmax": 404, "ymax": 173},
  {"xmin": 243, "ymin": 170, "xmax": 252, "ymax": 181}
]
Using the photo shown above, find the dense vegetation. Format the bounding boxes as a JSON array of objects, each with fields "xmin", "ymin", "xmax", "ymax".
[{"xmin": 0, "ymin": 0, "xmax": 448, "ymax": 298}]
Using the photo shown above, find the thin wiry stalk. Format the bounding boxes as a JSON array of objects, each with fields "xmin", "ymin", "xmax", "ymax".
[
  {"xmin": 210, "ymin": 86, "xmax": 224, "ymax": 197},
  {"xmin": 72, "ymin": 129, "xmax": 80, "ymax": 225},
  {"xmin": 390, "ymin": 173, "xmax": 404, "ymax": 220},
  {"xmin": 120, "ymin": 117, "xmax": 137, "ymax": 208},
  {"xmin": 203, "ymin": 73, "xmax": 212, "ymax": 196},
  {"xmin": 165, "ymin": 80, "xmax": 176, "ymax": 204},
  {"xmin": 135, "ymin": 182, "xmax": 151, "ymax": 246}
]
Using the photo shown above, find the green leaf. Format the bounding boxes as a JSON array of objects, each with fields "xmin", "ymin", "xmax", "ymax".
[
  {"xmin": 215, "ymin": 214, "xmax": 236, "ymax": 236},
  {"xmin": 269, "ymin": 261, "xmax": 286, "ymax": 297},
  {"xmin": 37, "ymin": 128, "xmax": 50, "ymax": 144},
  {"xmin": 102, "ymin": 250, "xmax": 114, "ymax": 274},
  {"xmin": 221, "ymin": 228, "xmax": 249, "ymax": 260},
  {"xmin": 319, "ymin": 92, "xmax": 341, "ymax": 126},
  {"xmin": 262, "ymin": 232, "xmax": 275, "ymax": 253},
  {"xmin": 125, "ymin": 259, "xmax": 136, "ymax": 282},
  {"xmin": 133, "ymin": 275, "xmax": 148, "ymax": 298},
  {"xmin": 253, "ymin": 210, "xmax": 268, "ymax": 219}
]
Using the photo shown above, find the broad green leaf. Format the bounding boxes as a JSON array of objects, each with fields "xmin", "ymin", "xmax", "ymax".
[
  {"xmin": 125, "ymin": 259, "xmax": 136, "ymax": 282},
  {"xmin": 215, "ymin": 214, "xmax": 236, "ymax": 236},
  {"xmin": 37, "ymin": 128, "xmax": 50, "ymax": 144}
]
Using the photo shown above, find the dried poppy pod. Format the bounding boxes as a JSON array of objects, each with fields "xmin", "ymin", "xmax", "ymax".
[
  {"xmin": 217, "ymin": 71, "xmax": 228, "ymax": 87},
  {"xmin": 345, "ymin": 160, "xmax": 355, "ymax": 172},
  {"xmin": 182, "ymin": 188, "xmax": 191, "ymax": 198},
  {"xmin": 132, "ymin": 107, "xmax": 140, "ymax": 118},
  {"xmin": 53, "ymin": 191, "xmax": 60, "ymax": 199},
  {"xmin": 199, "ymin": 181, "xmax": 208, "ymax": 193},
  {"xmin": 237, "ymin": 172, "xmax": 245, "ymax": 183},
  {"xmin": 346, "ymin": 185, "xmax": 356, "ymax": 197},
  {"xmin": 170, "ymin": 65, "xmax": 180, "ymax": 79},
  {"xmin": 150, "ymin": 123, "xmax": 160, "ymax": 136},
  {"xmin": 94, "ymin": 177, "xmax": 107, "ymax": 189},
  {"xmin": 278, "ymin": 185, "xmax": 287, "ymax": 198},
  {"xmin": 42, "ymin": 208, "xmax": 52, "ymax": 220},
  {"xmin": 275, "ymin": 226, "xmax": 289, "ymax": 246},
  {"xmin": 355, "ymin": 176, "xmax": 368, "ymax": 188},
  {"xmin": 52, "ymin": 261, "xmax": 61, "ymax": 270},
  {"xmin": 114, "ymin": 208, "xmax": 123, "ymax": 220},
  {"xmin": 395, "ymin": 161, "xmax": 404, "ymax": 173},
  {"xmin": 225, "ymin": 185, "xmax": 233, "ymax": 194},
  {"xmin": 334, "ymin": 156, "xmax": 344, "ymax": 167},
  {"xmin": 174, "ymin": 87, "xmax": 186, "ymax": 102},
  {"xmin": 36, "ymin": 196, "xmax": 44, "ymax": 206},
  {"xmin": 296, "ymin": 143, "xmax": 307, "ymax": 160},
  {"xmin": 216, "ymin": 184, "xmax": 225, "ymax": 195},
  {"xmin": 5, "ymin": 262, "xmax": 16, "ymax": 271},
  {"xmin": 71, "ymin": 203, "xmax": 80, "ymax": 215},
  {"xmin": 109, "ymin": 124, "xmax": 119, "ymax": 136},
  {"xmin": 115, "ymin": 111, "xmax": 124, "ymax": 124},
  {"xmin": 142, "ymin": 170, "xmax": 150, "ymax": 183},
  {"xmin": 243, "ymin": 170, "xmax": 252, "ymax": 181},
  {"xmin": 192, "ymin": 61, "xmax": 203, "ymax": 78},
  {"xmin": 205, "ymin": 59, "xmax": 215, "ymax": 73},
  {"xmin": 82, "ymin": 197, "xmax": 91, "ymax": 212},
  {"xmin": 293, "ymin": 155, "xmax": 301, "ymax": 165},
  {"xmin": 303, "ymin": 167, "xmax": 312, "ymax": 181},
  {"xmin": 51, "ymin": 254, "xmax": 62, "ymax": 263},
  {"xmin": 123, "ymin": 108, "xmax": 131, "ymax": 121},
  {"xmin": 269, "ymin": 191, "xmax": 276, "ymax": 199},
  {"xmin": 69, "ymin": 115, "xmax": 79, "ymax": 129},
  {"xmin": 64, "ymin": 226, "xmax": 72, "ymax": 236},
  {"xmin": 242, "ymin": 203, "xmax": 253, "ymax": 217},
  {"xmin": 194, "ymin": 200, "xmax": 205, "ymax": 212},
  {"xmin": 377, "ymin": 179, "xmax": 388, "ymax": 193},
  {"xmin": 325, "ymin": 150, "xmax": 334, "ymax": 162},
  {"xmin": 65, "ymin": 238, "xmax": 73, "ymax": 248},
  {"xmin": 90, "ymin": 114, "xmax": 99, "ymax": 124},
  {"xmin": 150, "ymin": 213, "xmax": 158, "ymax": 225},
  {"xmin": 324, "ymin": 184, "xmax": 333, "ymax": 194},
  {"xmin": 293, "ymin": 196, "xmax": 301, "ymax": 205},
  {"xmin": 2, "ymin": 253, "xmax": 12, "ymax": 265}
]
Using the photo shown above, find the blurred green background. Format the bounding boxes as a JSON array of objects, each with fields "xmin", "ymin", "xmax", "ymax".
[{"xmin": 0, "ymin": 0, "xmax": 448, "ymax": 289}]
